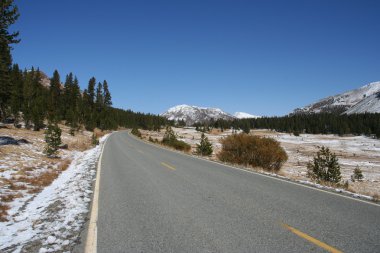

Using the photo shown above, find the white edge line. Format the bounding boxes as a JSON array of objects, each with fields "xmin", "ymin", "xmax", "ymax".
[
  {"xmin": 84, "ymin": 133, "xmax": 110, "ymax": 253},
  {"xmin": 128, "ymin": 131, "xmax": 380, "ymax": 207}
]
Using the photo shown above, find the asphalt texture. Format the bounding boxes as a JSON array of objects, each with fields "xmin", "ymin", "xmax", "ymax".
[{"xmin": 97, "ymin": 131, "xmax": 380, "ymax": 253}]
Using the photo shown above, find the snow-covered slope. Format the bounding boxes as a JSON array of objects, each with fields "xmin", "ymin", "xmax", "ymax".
[
  {"xmin": 234, "ymin": 112, "xmax": 260, "ymax": 119},
  {"xmin": 345, "ymin": 92, "xmax": 380, "ymax": 114},
  {"xmin": 293, "ymin": 81, "xmax": 380, "ymax": 114},
  {"xmin": 161, "ymin": 105, "xmax": 235, "ymax": 125}
]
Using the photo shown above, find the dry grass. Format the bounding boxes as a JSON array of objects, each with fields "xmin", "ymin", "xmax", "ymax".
[
  {"xmin": 0, "ymin": 123, "xmax": 92, "ymax": 222},
  {"xmin": 0, "ymin": 203, "xmax": 10, "ymax": 222},
  {"xmin": 93, "ymin": 128, "xmax": 111, "ymax": 139}
]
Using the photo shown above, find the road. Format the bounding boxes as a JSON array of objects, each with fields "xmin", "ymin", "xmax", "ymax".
[{"xmin": 96, "ymin": 131, "xmax": 380, "ymax": 253}]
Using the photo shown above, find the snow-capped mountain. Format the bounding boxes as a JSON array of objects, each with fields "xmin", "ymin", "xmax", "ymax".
[
  {"xmin": 234, "ymin": 112, "xmax": 260, "ymax": 119},
  {"xmin": 293, "ymin": 81, "xmax": 380, "ymax": 115},
  {"xmin": 161, "ymin": 105, "xmax": 235, "ymax": 125}
]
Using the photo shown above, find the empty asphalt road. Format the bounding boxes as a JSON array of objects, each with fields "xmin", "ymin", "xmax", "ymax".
[{"xmin": 95, "ymin": 131, "xmax": 380, "ymax": 252}]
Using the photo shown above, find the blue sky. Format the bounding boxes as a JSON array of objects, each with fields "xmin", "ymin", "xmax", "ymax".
[{"xmin": 12, "ymin": 0, "xmax": 380, "ymax": 116}]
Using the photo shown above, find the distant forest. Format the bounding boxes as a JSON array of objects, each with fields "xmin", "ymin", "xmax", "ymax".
[
  {"xmin": 204, "ymin": 113, "xmax": 380, "ymax": 138},
  {"xmin": 0, "ymin": 1, "xmax": 169, "ymax": 132}
]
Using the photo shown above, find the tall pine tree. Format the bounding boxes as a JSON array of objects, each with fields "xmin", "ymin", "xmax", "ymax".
[
  {"xmin": 10, "ymin": 64, "xmax": 23, "ymax": 124},
  {"xmin": 47, "ymin": 70, "xmax": 61, "ymax": 122},
  {"xmin": 0, "ymin": 0, "xmax": 20, "ymax": 121}
]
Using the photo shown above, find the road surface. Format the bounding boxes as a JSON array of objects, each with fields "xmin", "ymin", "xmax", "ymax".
[{"xmin": 96, "ymin": 131, "xmax": 379, "ymax": 252}]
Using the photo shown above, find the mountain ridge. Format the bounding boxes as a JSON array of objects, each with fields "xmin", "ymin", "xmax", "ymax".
[
  {"xmin": 292, "ymin": 81, "xmax": 380, "ymax": 115},
  {"xmin": 161, "ymin": 105, "xmax": 258, "ymax": 125}
]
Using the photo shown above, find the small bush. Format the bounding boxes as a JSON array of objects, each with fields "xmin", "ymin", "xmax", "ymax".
[
  {"xmin": 351, "ymin": 166, "xmax": 363, "ymax": 182},
  {"xmin": 92, "ymin": 133, "xmax": 99, "ymax": 145},
  {"xmin": 307, "ymin": 146, "xmax": 342, "ymax": 183},
  {"xmin": 131, "ymin": 128, "xmax": 142, "ymax": 138},
  {"xmin": 196, "ymin": 133, "xmax": 213, "ymax": 156},
  {"xmin": 44, "ymin": 124, "xmax": 62, "ymax": 157},
  {"xmin": 162, "ymin": 126, "xmax": 191, "ymax": 152},
  {"xmin": 217, "ymin": 133, "xmax": 288, "ymax": 172}
]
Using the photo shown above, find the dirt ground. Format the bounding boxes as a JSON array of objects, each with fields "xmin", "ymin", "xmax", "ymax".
[{"xmin": 141, "ymin": 127, "xmax": 380, "ymax": 198}]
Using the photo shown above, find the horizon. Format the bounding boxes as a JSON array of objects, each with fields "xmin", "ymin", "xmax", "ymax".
[{"xmin": 12, "ymin": 0, "xmax": 380, "ymax": 116}]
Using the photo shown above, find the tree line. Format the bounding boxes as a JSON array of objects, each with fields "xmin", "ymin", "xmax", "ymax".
[
  {"xmin": 207, "ymin": 113, "xmax": 380, "ymax": 138},
  {"xmin": 0, "ymin": 1, "xmax": 169, "ymax": 132},
  {"xmin": 2, "ymin": 65, "xmax": 169, "ymax": 132}
]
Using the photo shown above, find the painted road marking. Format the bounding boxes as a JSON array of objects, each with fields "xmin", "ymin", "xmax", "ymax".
[
  {"xmin": 85, "ymin": 134, "xmax": 110, "ymax": 253},
  {"xmin": 282, "ymin": 223, "xmax": 343, "ymax": 253},
  {"xmin": 161, "ymin": 162, "xmax": 176, "ymax": 171}
]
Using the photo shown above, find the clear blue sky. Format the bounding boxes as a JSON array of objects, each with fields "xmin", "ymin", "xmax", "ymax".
[{"xmin": 12, "ymin": 0, "xmax": 380, "ymax": 116}]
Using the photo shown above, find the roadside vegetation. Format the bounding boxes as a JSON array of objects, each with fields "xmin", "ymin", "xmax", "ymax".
[
  {"xmin": 196, "ymin": 133, "xmax": 213, "ymax": 156},
  {"xmin": 131, "ymin": 128, "xmax": 142, "ymax": 138},
  {"xmin": 218, "ymin": 133, "xmax": 288, "ymax": 172},
  {"xmin": 161, "ymin": 126, "xmax": 191, "ymax": 152},
  {"xmin": 306, "ymin": 146, "xmax": 342, "ymax": 184}
]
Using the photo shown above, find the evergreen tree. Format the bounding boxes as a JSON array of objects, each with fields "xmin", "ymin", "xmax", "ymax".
[
  {"xmin": 30, "ymin": 70, "xmax": 47, "ymax": 130},
  {"xmin": 22, "ymin": 68, "xmax": 33, "ymax": 128},
  {"xmin": 10, "ymin": 64, "xmax": 23, "ymax": 124},
  {"xmin": 196, "ymin": 133, "xmax": 213, "ymax": 156},
  {"xmin": 307, "ymin": 146, "xmax": 342, "ymax": 183},
  {"xmin": 67, "ymin": 76, "xmax": 81, "ymax": 135},
  {"xmin": 351, "ymin": 166, "xmax": 363, "ymax": 182},
  {"xmin": 44, "ymin": 123, "xmax": 62, "ymax": 157},
  {"xmin": 163, "ymin": 125, "xmax": 176, "ymax": 143},
  {"xmin": 62, "ymin": 73, "xmax": 73, "ymax": 119},
  {"xmin": 95, "ymin": 82, "xmax": 103, "ymax": 128},
  {"xmin": 47, "ymin": 70, "xmax": 61, "ymax": 122},
  {"xmin": 0, "ymin": 0, "xmax": 20, "ymax": 121},
  {"xmin": 102, "ymin": 80, "xmax": 112, "ymax": 106}
]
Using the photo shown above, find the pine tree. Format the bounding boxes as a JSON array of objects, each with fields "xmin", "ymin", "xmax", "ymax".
[
  {"xmin": 47, "ymin": 70, "xmax": 61, "ymax": 122},
  {"xmin": 196, "ymin": 133, "xmax": 213, "ymax": 156},
  {"xmin": 22, "ymin": 68, "xmax": 33, "ymax": 128},
  {"xmin": 68, "ymin": 76, "xmax": 81, "ymax": 134},
  {"xmin": 62, "ymin": 73, "xmax": 73, "ymax": 120},
  {"xmin": 102, "ymin": 80, "xmax": 112, "ymax": 107},
  {"xmin": 351, "ymin": 166, "xmax": 363, "ymax": 182},
  {"xmin": 95, "ymin": 82, "xmax": 103, "ymax": 128},
  {"xmin": 163, "ymin": 125, "xmax": 176, "ymax": 143},
  {"xmin": 44, "ymin": 123, "xmax": 62, "ymax": 157},
  {"xmin": 82, "ymin": 77, "xmax": 96, "ymax": 130},
  {"xmin": 10, "ymin": 64, "xmax": 23, "ymax": 125},
  {"xmin": 0, "ymin": 0, "xmax": 20, "ymax": 121},
  {"xmin": 307, "ymin": 146, "xmax": 342, "ymax": 183},
  {"xmin": 30, "ymin": 70, "xmax": 47, "ymax": 130}
]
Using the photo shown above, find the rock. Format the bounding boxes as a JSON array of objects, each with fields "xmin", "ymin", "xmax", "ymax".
[
  {"xmin": 17, "ymin": 138, "xmax": 31, "ymax": 144},
  {"xmin": 0, "ymin": 136, "xmax": 18, "ymax": 145},
  {"xmin": 47, "ymin": 235, "xmax": 56, "ymax": 244}
]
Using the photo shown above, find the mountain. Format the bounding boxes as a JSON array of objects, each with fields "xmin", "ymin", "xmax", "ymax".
[
  {"xmin": 234, "ymin": 112, "xmax": 260, "ymax": 119},
  {"xmin": 292, "ymin": 81, "xmax": 380, "ymax": 115},
  {"xmin": 161, "ymin": 105, "xmax": 235, "ymax": 125}
]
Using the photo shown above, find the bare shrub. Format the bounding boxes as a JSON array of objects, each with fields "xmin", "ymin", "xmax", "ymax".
[
  {"xmin": 0, "ymin": 203, "xmax": 10, "ymax": 222},
  {"xmin": 218, "ymin": 133, "xmax": 288, "ymax": 172}
]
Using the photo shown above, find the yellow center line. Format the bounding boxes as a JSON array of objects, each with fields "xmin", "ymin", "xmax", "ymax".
[
  {"xmin": 161, "ymin": 162, "xmax": 176, "ymax": 171},
  {"xmin": 281, "ymin": 223, "xmax": 343, "ymax": 253}
]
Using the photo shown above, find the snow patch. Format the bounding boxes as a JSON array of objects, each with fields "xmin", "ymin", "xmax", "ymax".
[{"xmin": 0, "ymin": 134, "xmax": 109, "ymax": 252}]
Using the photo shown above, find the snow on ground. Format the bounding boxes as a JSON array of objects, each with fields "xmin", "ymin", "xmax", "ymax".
[
  {"xmin": 0, "ymin": 125, "xmax": 108, "ymax": 252},
  {"xmin": 141, "ymin": 127, "xmax": 380, "ymax": 198},
  {"xmin": 0, "ymin": 134, "xmax": 108, "ymax": 253}
]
